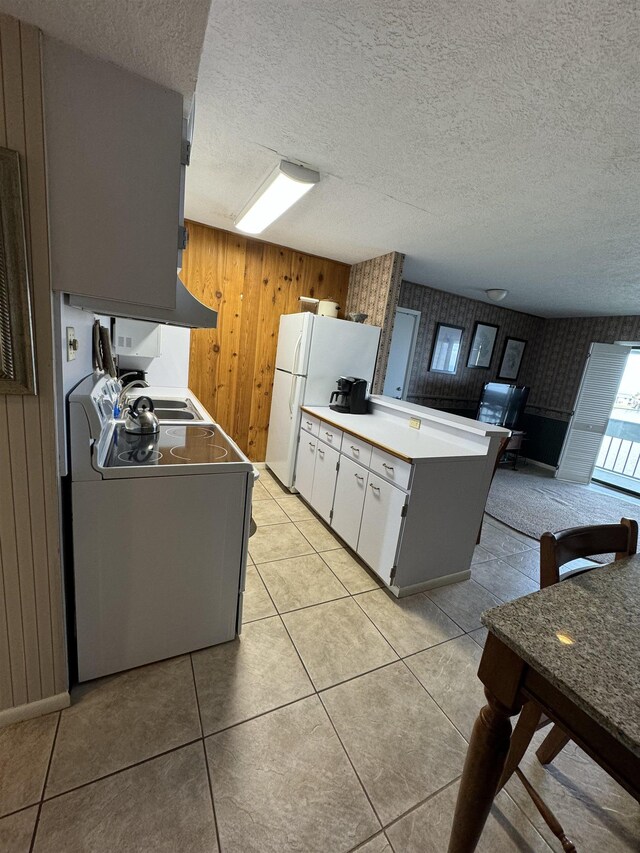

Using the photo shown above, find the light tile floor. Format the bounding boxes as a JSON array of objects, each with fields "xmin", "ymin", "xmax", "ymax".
[{"xmin": 1, "ymin": 469, "xmax": 638, "ymax": 851}]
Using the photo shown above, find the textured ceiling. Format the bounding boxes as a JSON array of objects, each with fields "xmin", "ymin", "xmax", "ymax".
[
  {"xmin": 187, "ymin": 0, "xmax": 639, "ymax": 318},
  {"xmin": 0, "ymin": 0, "xmax": 211, "ymax": 102}
]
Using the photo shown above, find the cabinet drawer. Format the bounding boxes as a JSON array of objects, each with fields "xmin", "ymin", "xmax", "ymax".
[
  {"xmin": 370, "ymin": 447, "xmax": 412, "ymax": 490},
  {"xmin": 320, "ymin": 422, "xmax": 343, "ymax": 449},
  {"xmin": 341, "ymin": 434, "xmax": 373, "ymax": 467},
  {"xmin": 301, "ymin": 413, "xmax": 320, "ymax": 437}
]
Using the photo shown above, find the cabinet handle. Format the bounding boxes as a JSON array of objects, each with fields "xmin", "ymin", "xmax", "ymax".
[
  {"xmin": 325, "ymin": 431, "xmax": 333, "ymax": 439},
  {"xmin": 350, "ymin": 445, "xmax": 360, "ymax": 454},
  {"xmin": 306, "ymin": 421, "xmax": 313, "ymax": 428},
  {"xmin": 370, "ymin": 483, "xmax": 380, "ymax": 492},
  {"xmin": 354, "ymin": 473, "xmax": 364, "ymax": 481},
  {"xmin": 318, "ymin": 448, "xmax": 325, "ymax": 457},
  {"xmin": 309, "ymin": 442, "xmax": 315, "ymax": 449},
  {"xmin": 382, "ymin": 463, "xmax": 394, "ymax": 473}
]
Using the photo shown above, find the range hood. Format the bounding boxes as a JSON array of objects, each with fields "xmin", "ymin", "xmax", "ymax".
[{"xmin": 68, "ymin": 277, "xmax": 217, "ymax": 329}]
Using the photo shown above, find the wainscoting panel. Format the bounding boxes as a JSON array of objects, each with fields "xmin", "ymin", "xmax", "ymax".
[{"xmin": 0, "ymin": 16, "xmax": 66, "ymax": 713}]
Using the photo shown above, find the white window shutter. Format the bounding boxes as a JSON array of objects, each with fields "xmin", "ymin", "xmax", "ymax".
[{"xmin": 556, "ymin": 343, "xmax": 630, "ymax": 483}]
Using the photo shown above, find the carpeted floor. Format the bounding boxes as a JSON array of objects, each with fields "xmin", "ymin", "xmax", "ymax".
[{"xmin": 486, "ymin": 467, "xmax": 640, "ymax": 562}]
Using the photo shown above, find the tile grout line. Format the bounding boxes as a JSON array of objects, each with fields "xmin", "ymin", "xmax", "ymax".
[
  {"xmin": 188, "ymin": 653, "xmax": 223, "ymax": 853},
  {"xmin": 35, "ymin": 737, "xmax": 204, "ymax": 806},
  {"xmin": 28, "ymin": 710, "xmax": 61, "ymax": 853},
  {"xmin": 318, "ymin": 688, "xmax": 386, "ymax": 835},
  {"xmin": 266, "ymin": 560, "xmax": 388, "ymax": 838}
]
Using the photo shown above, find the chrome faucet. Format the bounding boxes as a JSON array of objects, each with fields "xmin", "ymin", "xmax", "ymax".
[{"xmin": 117, "ymin": 378, "xmax": 149, "ymax": 415}]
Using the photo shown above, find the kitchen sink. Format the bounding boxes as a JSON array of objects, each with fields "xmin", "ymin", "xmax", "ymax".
[
  {"xmin": 150, "ymin": 399, "xmax": 189, "ymax": 409},
  {"xmin": 154, "ymin": 409, "xmax": 199, "ymax": 421}
]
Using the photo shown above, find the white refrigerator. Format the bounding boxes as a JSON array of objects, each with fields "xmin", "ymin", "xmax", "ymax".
[{"xmin": 265, "ymin": 313, "xmax": 381, "ymax": 488}]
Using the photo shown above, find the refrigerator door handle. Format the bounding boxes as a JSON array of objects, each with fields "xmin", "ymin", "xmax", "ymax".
[
  {"xmin": 292, "ymin": 333, "xmax": 303, "ymax": 374},
  {"xmin": 288, "ymin": 374, "xmax": 297, "ymax": 415}
]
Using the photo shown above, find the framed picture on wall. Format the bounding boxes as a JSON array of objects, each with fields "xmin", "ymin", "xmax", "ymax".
[
  {"xmin": 498, "ymin": 337, "xmax": 527, "ymax": 381},
  {"xmin": 429, "ymin": 323, "xmax": 464, "ymax": 374},
  {"xmin": 466, "ymin": 322, "xmax": 499, "ymax": 369}
]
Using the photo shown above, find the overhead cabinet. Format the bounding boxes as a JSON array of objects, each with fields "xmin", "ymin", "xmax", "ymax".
[{"xmin": 43, "ymin": 38, "xmax": 183, "ymax": 310}]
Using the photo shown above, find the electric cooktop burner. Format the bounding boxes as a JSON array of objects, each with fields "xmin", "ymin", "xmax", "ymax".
[{"xmin": 105, "ymin": 423, "xmax": 243, "ymax": 468}]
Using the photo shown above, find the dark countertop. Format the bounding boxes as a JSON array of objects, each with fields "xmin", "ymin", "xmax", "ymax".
[{"xmin": 482, "ymin": 554, "xmax": 640, "ymax": 756}]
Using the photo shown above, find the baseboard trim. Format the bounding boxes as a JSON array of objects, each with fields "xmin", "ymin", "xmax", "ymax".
[
  {"xmin": 526, "ymin": 459, "xmax": 557, "ymax": 472},
  {"xmin": 0, "ymin": 691, "xmax": 70, "ymax": 728},
  {"xmin": 391, "ymin": 569, "xmax": 471, "ymax": 598}
]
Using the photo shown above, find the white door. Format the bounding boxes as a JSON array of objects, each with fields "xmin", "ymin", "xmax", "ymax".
[
  {"xmin": 265, "ymin": 369, "xmax": 306, "ymax": 488},
  {"xmin": 556, "ymin": 343, "xmax": 630, "ymax": 483},
  {"xmin": 383, "ymin": 308, "xmax": 420, "ymax": 399},
  {"xmin": 331, "ymin": 456, "xmax": 369, "ymax": 549},
  {"xmin": 304, "ymin": 316, "xmax": 381, "ymax": 405},
  {"xmin": 357, "ymin": 473, "xmax": 406, "ymax": 585},
  {"xmin": 294, "ymin": 430, "xmax": 317, "ymax": 502},
  {"xmin": 310, "ymin": 440, "xmax": 340, "ymax": 523}
]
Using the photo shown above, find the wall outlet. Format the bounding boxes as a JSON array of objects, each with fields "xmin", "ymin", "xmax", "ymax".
[
  {"xmin": 66, "ymin": 326, "xmax": 78, "ymax": 361},
  {"xmin": 409, "ymin": 417, "xmax": 421, "ymax": 430}
]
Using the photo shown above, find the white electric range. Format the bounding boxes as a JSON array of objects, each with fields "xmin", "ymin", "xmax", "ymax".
[{"xmin": 68, "ymin": 372, "xmax": 255, "ymax": 681}]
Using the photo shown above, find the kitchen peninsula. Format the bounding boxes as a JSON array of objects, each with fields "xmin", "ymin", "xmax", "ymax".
[{"xmin": 295, "ymin": 396, "xmax": 510, "ymax": 596}]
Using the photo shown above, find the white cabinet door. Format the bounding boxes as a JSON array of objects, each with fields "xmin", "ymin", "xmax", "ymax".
[
  {"xmin": 358, "ymin": 473, "xmax": 406, "ymax": 585},
  {"xmin": 331, "ymin": 456, "xmax": 368, "ymax": 550},
  {"xmin": 44, "ymin": 39, "xmax": 182, "ymax": 309},
  {"xmin": 295, "ymin": 432, "xmax": 318, "ymax": 503},
  {"xmin": 310, "ymin": 440, "xmax": 340, "ymax": 523}
]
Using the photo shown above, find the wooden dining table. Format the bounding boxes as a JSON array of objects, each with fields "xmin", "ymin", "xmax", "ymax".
[{"xmin": 447, "ymin": 553, "xmax": 640, "ymax": 852}]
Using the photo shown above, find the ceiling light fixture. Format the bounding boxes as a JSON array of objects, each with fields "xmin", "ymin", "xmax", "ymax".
[
  {"xmin": 485, "ymin": 288, "xmax": 508, "ymax": 302},
  {"xmin": 235, "ymin": 160, "xmax": 320, "ymax": 235}
]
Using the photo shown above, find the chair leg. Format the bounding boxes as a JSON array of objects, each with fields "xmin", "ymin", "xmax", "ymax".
[
  {"xmin": 536, "ymin": 724, "xmax": 570, "ymax": 765},
  {"xmin": 497, "ymin": 701, "xmax": 543, "ymax": 790}
]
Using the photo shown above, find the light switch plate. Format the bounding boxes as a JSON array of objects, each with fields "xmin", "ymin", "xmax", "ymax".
[
  {"xmin": 66, "ymin": 326, "xmax": 77, "ymax": 361},
  {"xmin": 409, "ymin": 417, "xmax": 421, "ymax": 430}
]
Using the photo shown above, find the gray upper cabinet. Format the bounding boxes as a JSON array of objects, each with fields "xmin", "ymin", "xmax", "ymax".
[{"xmin": 43, "ymin": 37, "xmax": 183, "ymax": 310}]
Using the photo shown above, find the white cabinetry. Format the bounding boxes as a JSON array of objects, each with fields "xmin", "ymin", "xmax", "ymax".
[
  {"xmin": 331, "ymin": 456, "xmax": 369, "ymax": 550},
  {"xmin": 358, "ymin": 473, "xmax": 406, "ymax": 585},
  {"xmin": 292, "ymin": 401, "xmax": 507, "ymax": 596},
  {"xmin": 295, "ymin": 420, "xmax": 408, "ymax": 588},
  {"xmin": 44, "ymin": 38, "xmax": 183, "ymax": 310},
  {"xmin": 310, "ymin": 441, "xmax": 340, "ymax": 523},
  {"xmin": 295, "ymin": 432, "xmax": 318, "ymax": 502}
]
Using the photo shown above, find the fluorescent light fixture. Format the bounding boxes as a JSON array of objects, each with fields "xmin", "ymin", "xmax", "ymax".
[{"xmin": 235, "ymin": 160, "xmax": 320, "ymax": 234}]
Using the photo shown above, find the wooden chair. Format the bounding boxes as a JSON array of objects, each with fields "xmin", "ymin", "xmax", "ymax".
[{"xmin": 494, "ymin": 517, "xmax": 638, "ymax": 851}]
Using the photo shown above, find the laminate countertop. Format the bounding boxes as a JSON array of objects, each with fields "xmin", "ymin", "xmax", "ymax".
[
  {"xmin": 482, "ymin": 554, "xmax": 640, "ymax": 756},
  {"xmin": 301, "ymin": 405, "xmax": 500, "ymax": 463}
]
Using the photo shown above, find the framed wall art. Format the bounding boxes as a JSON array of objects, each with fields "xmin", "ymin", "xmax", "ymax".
[
  {"xmin": 467, "ymin": 321, "xmax": 499, "ymax": 369},
  {"xmin": 429, "ymin": 323, "xmax": 464, "ymax": 374},
  {"xmin": 0, "ymin": 146, "xmax": 36, "ymax": 395},
  {"xmin": 498, "ymin": 337, "xmax": 527, "ymax": 381}
]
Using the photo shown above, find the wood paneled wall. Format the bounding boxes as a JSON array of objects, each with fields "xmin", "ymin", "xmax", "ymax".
[
  {"xmin": 182, "ymin": 222, "xmax": 351, "ymax": 461},
  {"xmin": 0, "ymin": 16, "xmax": 67, "ymax": 714}
]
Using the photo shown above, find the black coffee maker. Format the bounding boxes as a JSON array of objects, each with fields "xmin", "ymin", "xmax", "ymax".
[{"xmin": 330, "ymin": 377, "xmax": 368, "ymax": 414}]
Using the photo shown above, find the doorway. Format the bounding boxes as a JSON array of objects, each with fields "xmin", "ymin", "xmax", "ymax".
[
  {"xmin": 593, "ymin": 348, "xmax": 640, "ymax": 495},
  {"xmin": 383, "ymin": 308, "xmax": 421, "ymax": 400}
]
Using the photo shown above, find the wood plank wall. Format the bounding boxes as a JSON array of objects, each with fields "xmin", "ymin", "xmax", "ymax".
[
  {"xmin": 0, "ymin": 16, "xmax": 66, "ymax": 712},
  {"xmin": 182, "ymin": 222, "xmax": 351, "ymax": 461}
]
